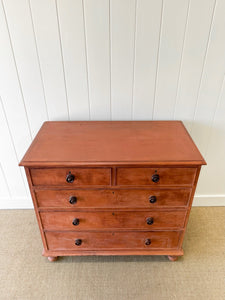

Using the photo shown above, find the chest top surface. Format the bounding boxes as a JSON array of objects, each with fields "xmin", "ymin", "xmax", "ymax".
[{"xmin": 19, "ymin": 121, "xmax": 206, "ymax": 167}]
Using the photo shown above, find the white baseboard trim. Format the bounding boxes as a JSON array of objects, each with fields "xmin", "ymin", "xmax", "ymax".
[
  {"xmin": 0, "ymin": 195, "xmax": 225, "ymax": 209},
  {"xmin": 192, "ymin": 195, "xmax": 225, "ymax": 206},
  {"xmin": 0, "ymin": 197, "xmax": 33, "ymax": 209}
]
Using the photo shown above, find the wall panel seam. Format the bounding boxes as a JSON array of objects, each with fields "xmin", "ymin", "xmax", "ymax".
[
  {"xmin": 204, "ymin": 73, "xmax": 225, "ymax": 158},
  {"xmin": 55, "ymin": 0, "xmax": 70, "ymax": 120},
  {"xmin": 1, "ymin": 0, "xmax": 33, "ymax": 140},
  {"xmin": 0, "ymin": 163, "xmax": 11, "ymax": 198},
  {"xmin": 109, "ymin": 0, "xmax": 112, "ymax": 120},
  {"xmin": 173, "ymin": 0, "xmax": 191, "ymax": 119},
  {"xmin": 152, "ymin": 0, "xmax": 164, "ymax": 120},
  {"xmin": 28, "ymin": 0, "xmax": 49, "ymax": 121},
  {"xmin": 190, "ymin": 0, "xmax": 217, "ymax": 133},
  {"xmin": 131, "ymin": 0, "xmax": 138, "ymax": 120},
  {"xmin": 82, "ymin": 0, "xmax": 91, "ymax": 120},
  {"xmin": 0, "ymin": 96, "xmax": 29, "ymax": 197}
]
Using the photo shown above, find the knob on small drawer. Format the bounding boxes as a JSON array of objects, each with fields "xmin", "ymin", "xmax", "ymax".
[
  {"xmin": 146, "ymin": 217, "xmax": 154, "ymax": 225},
  {"xmin": 149, "ymin": 195, "xmax": 157, "ymax": 203},
  {"xmin": 69, "ymin": 196, "xmax": 77, "ymax": 204},
  {"xmin": 66, "ymin": 171, "xmax": 75, "ymax": 183},
  {"xmin": 72, "ymin": 218, "xmax": 79, "ymax": 226},
  {"xmin": 145, "ymin": 239, "xmax": 151, "ymax": 246},
  {"xmin": 152, "ymin": 173, "xmax": 160, "ymax": 183},
  {"xmin": 75, "ymin": 239, "xmax": 82, "ymax": 246}
]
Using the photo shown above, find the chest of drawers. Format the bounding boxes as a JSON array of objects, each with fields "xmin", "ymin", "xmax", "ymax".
[{"xmin": 19, "ymin": 121, "xmax": 206, "ymax": 261}]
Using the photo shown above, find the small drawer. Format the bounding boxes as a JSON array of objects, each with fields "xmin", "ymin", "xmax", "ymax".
[
  {"xmin": 45, "ymin": 231, "xmax": 181, "ymax": 250},
  {"xmin": 30, "ymin": 168, "xmax": 111, "ymax": 186},
  {"xmin": 40, "ymin": 210, "xmax": 186, "ymax": 231},
  {"xmin": 35, "ymin": 188, "xmax": 191, "ymax": 208},
  {"xmin": 117, "ymin": 167, "xmax": 196, "ymax": 186}
]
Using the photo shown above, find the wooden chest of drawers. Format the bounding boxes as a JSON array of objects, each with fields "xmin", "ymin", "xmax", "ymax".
[{"xmin": 20, "ymin": 121, "xmax": 206, "ymax": 261}]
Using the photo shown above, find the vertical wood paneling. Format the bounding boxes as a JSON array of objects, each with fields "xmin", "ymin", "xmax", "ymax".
[
  {"xmin": 0, "ymin": 1, "xmax": 31, "ymax": 160},
  {"xmin": 153, "ymin": 0, "xmax": 189, "ymax": 120},
  {"xmin": 190, "ymin": 0, "xmax": 225, "ymax": 156},
  {"xmin": 0, "ymin": 0, "xmax": 225, "ymax": 206},
  {"xmin": 132, "ymin": 0, "xmax": 162, "ymax": 119},
  {"xmin": 0, "ymin": 164, "xmax": 10, "ymax": 199},
  {"xmin": 29, "ymin": 0, "xmax": 69, "ymax": 120},
  {"xmin": 0, "ymin": 98, "xmax": 27, "ymax": 198},
  {"xmin": 84, "ymin": 0, "xmax": 111, "ymax": 120},
  {"xmin": 196, "ymin": 77, "xmax": 225, "ymax": 195},
  {"xmin": 111, "ymin": 0, "xmax": 136, "ymax": 120},
  {"xmin": 173, "ymin": 0, "xmax": 215, "ymax": 132},
  {"xmin": 3, "ymin": 0, "xmax": 48, "ymax": 138},
  {"xmin": 57, "ymin": 0, "xmax": 90, "ymax": 120}
]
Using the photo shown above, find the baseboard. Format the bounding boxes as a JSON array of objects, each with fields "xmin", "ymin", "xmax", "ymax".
[
  {"xmin": 192, "ymin": 195, "xmax": 225, "ymax": 206},
  {"xmin": 0, "ymin": 197, "xmax": 33, "ymax": 209},
  {"xmin": 0, "ymin": 195, "xmax": 225, "ymax": 209}
]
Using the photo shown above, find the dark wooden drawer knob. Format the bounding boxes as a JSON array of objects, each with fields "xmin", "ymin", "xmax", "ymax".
[
  {"xmin": 146, "ymin": 217, "xmax": 154, "ymax": 225},
  {"xmin": 152, "ymin": 173, "xmax": 160, "ymax": 183},
  {"xmin": 69, "ymin": 196, "xmax": 77, "ymax": 204},
  {"xmin": 66, "ymin": 171, "xmax": 75, "ymax": 183},
  {"xmin": 145, "ymin": 239, "xmax": 151, "ymax": 245},
  {"xmin": 75, "ymin": 239, "xmax": 82, "ymax": 246},
  {"xmin": 149, "ymin": 195, "xmax": 157, "ymax": 203},
  {"xmin": 72, "ymin": 218, "xmax": 79, "ymax": 226}
]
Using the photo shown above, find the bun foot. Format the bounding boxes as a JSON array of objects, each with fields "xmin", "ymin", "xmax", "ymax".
[
  {"xmin": 48, "ymin": 256, "xmax": 58, "ymax": 262},
  {"xmin": 168, "ymin": 255, "xmax": 178, "ymax": 261}
]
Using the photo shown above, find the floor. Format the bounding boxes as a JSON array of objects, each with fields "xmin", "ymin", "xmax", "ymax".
[{"xmin": 0, "ymin": 207, "xmax": 224, "ymax": 300}]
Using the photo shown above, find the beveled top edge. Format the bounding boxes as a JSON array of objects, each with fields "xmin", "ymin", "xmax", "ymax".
[
  {"xmin": 19, "ymin": 161, "xmax": 206, "ymax": 167},
  {"xmin": 19, "ymin": 121, "xmax": 207, "ymax": 167}
]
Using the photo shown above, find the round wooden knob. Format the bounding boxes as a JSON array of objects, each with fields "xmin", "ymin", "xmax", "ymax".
[
  {"xmin": 69, "ymin": 196, "xmax": 77, "ymax": 204},
  {"xmin": 149, "ymin": 195, "xmax": 157, "ymax": 203},
  {"xmin": 145, "ymin": 239, "xmax": 151, "ymax": 245},
  {"xmin": 66, "ymin": 172, "xmax": 75, "ymax": 183},
  {"xmin": 152, "ymin": 174, "xmax": 159, "ymax": 183},
  {"xmin": 72, "ymin": 218, "xmax": 79, "ymax": 226},
  {"xmin": 75, "ymin": 239, "xmax": 82, "ymax": 246},
  {"xmin": 146, "ymin": 217, "xmax": 154, "ymax": 225}
]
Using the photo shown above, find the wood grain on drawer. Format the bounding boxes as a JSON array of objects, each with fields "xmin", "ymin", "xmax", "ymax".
[
  {"xmin": 117, "ymin": 167, "xmax": 196, "ymax": 186},
  {"xmin": 30, "ymin": 168, "xmax": 111, "ymax": 186},
  {"xmin": 45, "ymin": 231, "xmax": 181, "ymax": 250},
  {"xmin": 35, "ymin": 188, "xmax": 191, "ymax": 208},
  {"xmin": 40, "ymin": 210, "xmax": 186, "ymax": 231}
]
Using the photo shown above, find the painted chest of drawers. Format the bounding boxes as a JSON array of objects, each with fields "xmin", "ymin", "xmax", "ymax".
[{"xmin": 19, "ymin": 121, "xmax": 206, "ymax": 261}]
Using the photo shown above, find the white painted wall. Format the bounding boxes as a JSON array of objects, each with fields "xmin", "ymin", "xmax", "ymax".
[{"xmin": 0, "ymin": 0, "xmax": 224, "ymax": 208}]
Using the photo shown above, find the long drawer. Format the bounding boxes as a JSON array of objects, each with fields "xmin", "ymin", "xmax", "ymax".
[
  {"xmin": 35, "ymin": 188, "xmax": 191, "ymax": 208},
  {"xmin": 117, "ymin": 167, "xmax": 196, "ymax": 186},
  {"xmin": 30, "ymin": 168, "xmax": 111, "ymax": 186},
  {"xmin": 40, "ymin": 211, "xmax": 186, "ymax": 231},
  {"xmin": 45, "ymin": 231, "xmax": 181, "ymax": 250}
]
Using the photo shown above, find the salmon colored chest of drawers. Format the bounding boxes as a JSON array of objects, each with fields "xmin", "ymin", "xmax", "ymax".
[{"xmin": 19, "ymin": 121, "xmax": 206, "ymax": 262}]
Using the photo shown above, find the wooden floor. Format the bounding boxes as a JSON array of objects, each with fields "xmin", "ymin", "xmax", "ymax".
[{"xmin": 0, "ymin": 207, "xmax": 224, "ymax": 300}]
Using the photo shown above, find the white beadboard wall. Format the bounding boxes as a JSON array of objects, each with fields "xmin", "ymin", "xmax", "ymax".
[{"xmin": 0, "ymin": 0, "xmax": 225, "ymax": 208}]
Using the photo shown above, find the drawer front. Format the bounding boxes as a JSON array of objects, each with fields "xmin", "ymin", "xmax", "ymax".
[
  {"xmin": 40, "ymin": 211, "xmax": 186, "ymax": 230},
  {"xmin": 45, "ymin": 231, "xmax": 181, "ymax": 250},
  {"xmin": 30, "ymin": 168, "xmax": 111, "ymax": 186},
  {"xmin": 117, "ymin": 167, "xmax": 196, "ymax": 186},
  {"xmin": 35, "ymin": 188, "xmax": 191, "ymax": 208}
]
